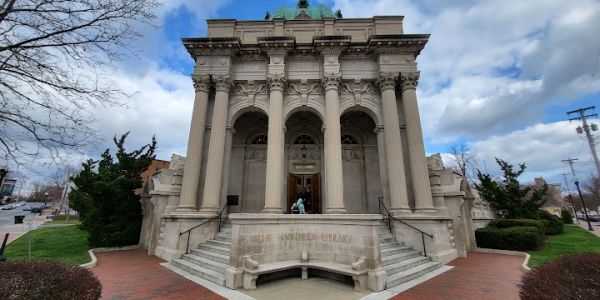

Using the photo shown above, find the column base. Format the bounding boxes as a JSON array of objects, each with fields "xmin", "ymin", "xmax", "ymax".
[
  {"xmin": 198, "ymin": 207, "xmax": 219, "ymax": 214},
  {"xmin": 390, "ymin": 208, "xmax": 412, "ymax": 215},
  {"xmin": 325, "ymin": 207, "xmax": 347, "ymax": 214},
  {"xmin": 414, "ymin": 208, "xmax": 437, "ymax": 213},
  {"xmin": 174, "ymin": 206, "xmax": 198, "ymax": 213},
  {"xmin": 261, "ymin": 207, "xmax": 283, "ymax": 213}
]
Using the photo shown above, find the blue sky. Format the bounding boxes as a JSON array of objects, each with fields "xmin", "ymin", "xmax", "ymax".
[{"xmin": 8, "ymin": 0, "xmax": 600, "ymax": 194}]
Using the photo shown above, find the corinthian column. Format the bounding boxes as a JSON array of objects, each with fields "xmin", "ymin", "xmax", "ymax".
[
  {"xmin": 262, "ymin": 74, "xmax": 286, "ymax": 213},
  {"xmin": 400, "ymin": 72, "xmax": 435, "ymax": 212},
  {"xmin": 322, "ymin": 72, "xmax": 346, "ymax": 213},
  {"xmin": 177, "ymin": 75, "xmax": 211, "ymax": 212},
  {"xmin": 199, "ymin": 75, "xmax": 232, "ymax": 214},
  {"xmin": 377, "ymin": 73, "xmax": 411, "ymax": 214}
]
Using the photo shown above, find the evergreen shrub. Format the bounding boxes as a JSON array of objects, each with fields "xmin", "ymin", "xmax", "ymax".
[
  {"xmin": 536, "ymin": 210, "xmax": 564, "ymax": 235},
  {"xmin": 475, "ymin": 226, "xmax": 543, "ymax": 251}
]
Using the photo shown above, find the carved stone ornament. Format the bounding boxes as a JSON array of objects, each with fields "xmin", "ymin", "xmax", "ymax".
[
  {"xmin": 376, "ymin": 72, "xmax": 398, "ymax": 92},
  {"xmin": 287, "ymin": 80, "xmax": 324, "ymax": 104},
  {"xmin": 267, "ymin": 73, "xmax": 287, "ymax": 92},
  {"xmin": 400, "ymin": 71, "xmax": 420, "ymax": 91},
  {"xmin": 233, "ymin": 80, "xmax": 268, "ymax": 104},
  {"xmin": 192, "ymin": 75, "xmax": 211, "ymax": 93},
  {"xmin": 341, "ymin": 80, "xmax": 377, "ymax": 105},
  {"xmin": 213, "ymin": 75, "xmax": 233, "ymax": 93},
  {"xmin": 321, "ymin": 72, "xmax": 342, "ymax": 91}
]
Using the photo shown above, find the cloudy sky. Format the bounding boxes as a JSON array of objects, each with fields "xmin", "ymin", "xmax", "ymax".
[{"xmin": 11, "ymin": 0, "xmax": 600, "ymax": 192}]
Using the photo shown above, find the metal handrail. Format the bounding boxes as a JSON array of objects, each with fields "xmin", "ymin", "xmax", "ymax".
[
  {"xmin": 377, "ymin": 197, "xmax": 433, "ymax": 256},
  {"xmin": 179, "ymin": 205, "xmax": 228, "ymax": 254}
]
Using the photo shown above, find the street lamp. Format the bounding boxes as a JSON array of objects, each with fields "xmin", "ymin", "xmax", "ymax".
[
  {"xmin": 574, "ymin": 181, "xmax": 594, "ymax": 231},
  {"xmin": 43, "ymin": 192, "xmax": 49, "ymax": 208},
  {"xmin": 0, "ymin": 168, "xmax": 7, "ymax": 204}
]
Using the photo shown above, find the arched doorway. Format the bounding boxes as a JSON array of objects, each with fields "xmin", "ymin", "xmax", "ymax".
[
  {"xmin": 285, "ymin": 111, "xmax": 323, "ymax": 213},
  {"xmin": 228, "ymin": 111, "xmax": 269, "ymax": 213},
  {"xmin": 340, "ymin": 111, "xmax": 383, "ymax": 213}
]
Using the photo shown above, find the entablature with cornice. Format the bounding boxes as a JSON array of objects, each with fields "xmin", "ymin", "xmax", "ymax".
[{"xmin": 186, "ymin": 34, "xmax": 428, "ymax": 79}]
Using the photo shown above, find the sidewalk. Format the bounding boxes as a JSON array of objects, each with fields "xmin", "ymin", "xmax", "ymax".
[
  {"xmin": 92, "ymin": 249, "xmax": 224, "ymax": 300},
  {"xmin": 391, "ymin": 252, "xmax": 524, "ymax": 300},
  {"xmin": 577, "ymin": 220, "xmax": 600, "ymax": 237},
  {"xmin": 93, "ymin": 250, "xmax": 525, "ymax": 300},
  {"xmin": 0, "ymin": 212, "xmax": 50, "ymax": 244}
]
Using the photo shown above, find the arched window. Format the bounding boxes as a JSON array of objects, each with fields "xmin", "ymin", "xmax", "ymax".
[
  {"xmin": 341, "ymin": 135, "xmax": 358, "ymax": 144},
  {"xmin": 294, "ymin": 135, "xmax": 314, "ymax": 144},
  {"xmin": 251, "ymin": 134, "xmax": 268, "ymax": 144}
]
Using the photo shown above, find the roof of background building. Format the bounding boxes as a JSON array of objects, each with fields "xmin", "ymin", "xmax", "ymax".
[{"xmin": 266, "ymin": 0, "xmax": 342, "ymax": 20}]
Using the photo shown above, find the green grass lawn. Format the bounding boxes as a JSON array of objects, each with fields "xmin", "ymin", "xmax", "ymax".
[
  {"xmin": 4, "ymin": 226, "xmax": 91, "ymax": 265},
  {"xmin": 527, "ymin": 224, "xmax": 600, "ymax": 268},
  {"xmin": 45, "ymin": 219, "xmax": 80, "ymax": 225}
]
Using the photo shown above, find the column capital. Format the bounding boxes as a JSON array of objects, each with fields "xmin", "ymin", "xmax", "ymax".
[
  {"xmin": 377, "ymin": 72, "xmax": 398, "ymax": 91},
  {"xmin": 400, "ymin": 71, "xmax": 420, "ymax": 91},
  {"xmin": 213, "ymin": 74, "xmax": 233, "ymax": 93},
  {"xmin": 192, "ymin": 75, "xmax": 211, "ymax": 93},
  {"xmin": 321, "ymin": 72, "xmax": 342, "ymax": 91},
  {"xmin": 267, "ymin": 73, "xmax": 287, "ymax": 92}
]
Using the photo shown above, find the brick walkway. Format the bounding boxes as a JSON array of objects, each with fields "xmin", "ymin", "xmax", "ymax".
[
  {"xmin": 92, "ymin": 249, "xmax": 224, "ymax": 300},
  {"xmin": 392, "ymin": 252, "xmax": 524, "ymax": 300}
]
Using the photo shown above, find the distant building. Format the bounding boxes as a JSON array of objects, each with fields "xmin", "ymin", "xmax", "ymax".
[
  {"xmin": 534, "ymin": 177, "xmax": 566, "ymax": 217},
  {"xmin": 136, "ymin": 159, "xmax": 170, "ymax": 195}
]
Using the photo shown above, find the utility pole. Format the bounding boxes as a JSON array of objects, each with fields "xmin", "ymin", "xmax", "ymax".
[
  {"xmin": 562, "ymin": 158, "xmax": 594, "ymax": 231},
  {"xmin": 567, "ymin": 106, "xmax": 600, "ymax": 176},
  {"xmin": 560, "ymin": 173, "xmax": 577, "ymax": 222}
]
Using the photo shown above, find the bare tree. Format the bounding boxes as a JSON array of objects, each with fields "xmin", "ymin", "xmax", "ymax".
[
  {"xmin": 0, "ymin": 0, "xmax": 159, "ymax": 167},
  {"xmin": 448, "ymin": 143, "xmax": 479, "ymax": 182}
]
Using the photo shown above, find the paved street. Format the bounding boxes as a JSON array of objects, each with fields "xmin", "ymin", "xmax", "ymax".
[{"xmin": 0, "ymin": 202, "xmax": 46, "ymax": 244}]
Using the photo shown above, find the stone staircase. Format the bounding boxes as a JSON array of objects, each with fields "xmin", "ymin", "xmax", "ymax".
[
  {"xmin": 170, "ymin": 224, "xmax": 232, "ymax": 285},
  {"xmin": 379, "ymin": 225, "xmax": 442, "ymax": 288}
]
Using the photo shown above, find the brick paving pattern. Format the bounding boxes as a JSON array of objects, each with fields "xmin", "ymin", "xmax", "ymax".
[
  {"xmin": 392, "ymin": 252, "xmax": 524, "ymax": 300},
  {"xmin": 92, "ymin": 249, "xmax": 225, "ymax": 300}
]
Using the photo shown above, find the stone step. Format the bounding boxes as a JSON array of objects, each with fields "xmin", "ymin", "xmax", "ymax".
[
  {"xmin": 190, "ymin": 248, "xmax": 230, "ymax": 264},
  {"xmin": 386, "ymin": 262, "xmax": 441, "ymax": 288},
  {"xmin": 171, "ymin": 259, "xmax": 225, "ymax": 285},
  {"xmin": 380, "ymin": 241, "xmax": 405, "ymax": 250},
  {"xmin": 182, "ymin": 253, "xmax": 229, "ymax": 274},
  {"xmin": 382, "ymin": 251, "xmax": 421, "ymax": 266},
  {"xmin": 379, "ymin": 237, "xmax": 395, "ymax": 244},
  {"xmin": 206, "ymin": 239, "xmax": 232, "ymax": 248},
  {"xmin": 380, "ymin": 246, "xmax": 412, "ymax": 257},
  {"xmin": 383, "ymin": 256, "xmax": 431, "ymax": 274},
  {"xmin": 215, "ymin": 235, "xmax": 232, "ymax": 243},
  {"xmin": 197, "ymin": 243, "xmax": 231, "ymax": 256}
]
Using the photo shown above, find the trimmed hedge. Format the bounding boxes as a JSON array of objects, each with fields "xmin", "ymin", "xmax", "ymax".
[
  {"xmin": 560, "ymin": 209, "xmax": 574, "ymax": 225},
  {"xmin": 537, "ymin": 210, "xmax": 564, "ymax": 235},
  {"xmin": 520, "ymin": 253, "xmax": 600, "ymax": 299},
  {"xmin": 488, "ymin": 219, "xmax": 546, "ymax": 234},
  {"xmin": 0, "ymin": 260, "xmax": 101, "ymax": 300},
  {"xmin": 476, "ymin": 226, "xmax": 543, "ymax": 251}
]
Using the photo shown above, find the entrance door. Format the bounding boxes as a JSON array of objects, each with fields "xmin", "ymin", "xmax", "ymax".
[{"xmin": 287, "ymin": 173, "xmax": 320, "ymax": 214}]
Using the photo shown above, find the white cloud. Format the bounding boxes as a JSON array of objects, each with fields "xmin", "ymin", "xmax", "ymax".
[{"xmin": 469, "ymin": 121, "xmax": 598, "ymax": 184}]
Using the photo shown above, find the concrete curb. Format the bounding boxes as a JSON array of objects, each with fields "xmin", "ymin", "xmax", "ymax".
[
  {"xmin": 476, "ymin": 248, "xmax": 531, "ymax": 272},
  {"xmin": 79, "ymin": 245, "xmax": 139, "ymax": 269}
]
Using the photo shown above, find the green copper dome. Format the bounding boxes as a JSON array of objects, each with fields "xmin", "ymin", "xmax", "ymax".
[{"xmin": 266, "ymin": 0, "xmax": 342, "ymax": 20}]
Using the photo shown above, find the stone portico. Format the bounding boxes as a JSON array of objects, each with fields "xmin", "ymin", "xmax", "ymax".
[{"xmin": 139, "ymin": 1, "xmax": 493, "ymax": 293}]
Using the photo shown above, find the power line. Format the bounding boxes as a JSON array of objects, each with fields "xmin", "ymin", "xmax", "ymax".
[
  {"xmin": 561, "ymin": 158, "xmax": 594, "ymax": 231},
  {"xmin": 567, "ymin": 106, "xmax": 600, "ymax": 176}
]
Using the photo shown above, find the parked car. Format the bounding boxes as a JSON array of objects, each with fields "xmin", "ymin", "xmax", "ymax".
[
  {"xmin": 30, "ymin": 207, "xmax": 43, "ymax": 213},
  {"xmin": 1, "ymin": 204, "xmax": 14, "ymax": 210}
]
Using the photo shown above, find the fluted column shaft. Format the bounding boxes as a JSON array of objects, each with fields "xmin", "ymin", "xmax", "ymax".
[
  {"xmin": 401, "ymin": 72, "xmax": 435, "ymax": 212},
  {"xmin": 199, "ymin": 75, "xmax": 231, "ymax": 213},
  {"xmin": 177, "ymin": 75, "xmax": 211, "ymax": 212},
  {"xmin": 375, "ymin": 126, "xmax": 390, "ymax": 209},
  {"xmin": 378, "ymin": 73, "xmax": 411, "ymax": 213},
  {"xmin": 323, "ymin": 73, "xmax": 346, "ymax": 213},
  {"xmin": 262, "ymin": 74, "xmax": 286, "ymax": 213}
]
